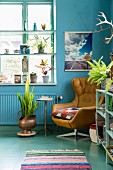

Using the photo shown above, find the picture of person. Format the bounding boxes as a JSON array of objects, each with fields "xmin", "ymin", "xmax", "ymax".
[
  {"xmin": 14, "ymin": 75, "xmax": 21, "ymax": 83},
  {"xmin": 20, "ymin": 45, "xmax": 30, "ymax": 54}
]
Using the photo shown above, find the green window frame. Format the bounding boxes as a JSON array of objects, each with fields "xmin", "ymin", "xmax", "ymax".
[{"xmin": 0, "ymin": 0, "xmax": 56, "ymax": 85}]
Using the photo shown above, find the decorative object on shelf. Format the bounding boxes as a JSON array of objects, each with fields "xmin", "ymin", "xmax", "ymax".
[
  {"xmin": 107, "ymin": 95, "xmax": 113, "ymax": 111},
  {"xmin": 41, "ymin": 23, "xmax": 46, "ymax": 30},
  {"xmin": 17, "ymin": 77, "xmax": 38, "ymax": 136},
  {"xmin": 106, "ymin": 146, "xmax": 113, "ymax": 161},
  {"xmin": 14, "ymin": 75, "xmax": 21, "ymax": 83},
  {"xmin": 0, "ymin": 74, "xmax": 7, "ymax": 83},
  {"xmin": 110, "ymin": 123, "xmax": 113, "ymax": 131},
  {"xmin": 27, "ymin": 34, "xmax": 50, "ymax": 53},
  {"xmin": 4, "ymin": 49, "xmax": 9, "ymax": 54},
  {"xmin": 14, "ymin": 49, "xmax": 20, "ymax": 54},
  {"xmin": 38, "ymin": 47, "xmax": 44, "ymax": 54},
  {"xmin": 22, "ymin": 74, "xmax": 28, "ymax": 83},
  {"xmin": 30, "ymin": 72, "xmax": 37, "ymax": 83},
  {"xmin": 35, "ymin": 59, "xmax": 54, "ymax": 83},
  {"xmin": 42, "ymin": 75, "xmax": 49, "ymax": 83},
  {"xmin": 33, "ymin": 22, "xmax": 37, "ymax": 31},
  {"xmin": 22, "ymin": 57, "xmax": 28, "ymax": 72},
  {"xmin": 20, "ymin": 45, "xmax": 30, "ymax": 54},
  {"xmin": 24, "ymin": 20, "xmax": 27, "ymax": 31},
  {"xmin": 87, "ymin": 56, "xmax": 113, "ymax": 91}
]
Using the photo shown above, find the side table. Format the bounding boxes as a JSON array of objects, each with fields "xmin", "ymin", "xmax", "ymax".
[{"xmin": 37, "ymin": 96, "xmax": 53, "ymax": 136}]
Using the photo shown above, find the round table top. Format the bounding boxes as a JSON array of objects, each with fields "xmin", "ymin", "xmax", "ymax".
[{"xmin": 37, "ymin": 96, "xmax": 53, "ymax": 102}]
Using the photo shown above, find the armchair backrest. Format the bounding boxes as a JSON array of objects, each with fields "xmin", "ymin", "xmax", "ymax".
[{"xmin": 72, "ymin": 78, "xmax": 100, "ymax": 108}]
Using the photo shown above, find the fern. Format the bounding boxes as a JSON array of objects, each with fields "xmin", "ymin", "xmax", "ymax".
[{"xmin": 87, "ymin": 56, "xmax": 113, "ymax": 91}]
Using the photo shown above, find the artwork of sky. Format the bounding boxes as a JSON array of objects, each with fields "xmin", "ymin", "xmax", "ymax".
[{"xmin": 65, "ymin": 32, "xmax": 92, "ymax": 71}]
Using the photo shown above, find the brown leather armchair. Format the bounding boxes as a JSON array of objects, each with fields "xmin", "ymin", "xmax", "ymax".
[{"xmin": 52, "ymin": 78, "xmax": 103, "ymax": 138}]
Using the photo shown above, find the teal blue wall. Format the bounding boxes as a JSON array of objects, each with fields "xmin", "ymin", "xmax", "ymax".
[
  {"xmin": 0, "ymin": 0, "xmax": 112, "ymax": 104},
  {"xmin": 111, "ymin": 0, "xmax": 113, "ymax": 51}
]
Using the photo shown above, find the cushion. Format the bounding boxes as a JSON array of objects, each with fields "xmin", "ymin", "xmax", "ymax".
[{"xmin": 51, "ymin": 107, "xmax": 80, "ymax": 120}]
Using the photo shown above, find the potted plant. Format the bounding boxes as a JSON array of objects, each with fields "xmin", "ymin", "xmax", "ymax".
[
  {"xmin": 27, "ymin": 34, "xmax": 51, "ymax": 53},
  {"xmin": 30, "ymin": 72, "xmax": 37, "ymax": 83},
  {"xmin": 17, "ymin": 77, "xmax": 38, "ymax": 136},
  {"xmin": 87, "ymin": 56, "xmax": 113, "ymax": 91},
  {"xmin": 35, "ymin": 59, "xmax": 54, "ymax": 83}
]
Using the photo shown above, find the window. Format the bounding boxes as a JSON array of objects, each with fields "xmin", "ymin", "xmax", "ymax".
[
  {"xmin": 0, "ymin": 1, "xmax": 56, "ymax": 84},
  {"xmin": 28, "ymin": 5, "xmax": 51, "ymax": 30}
]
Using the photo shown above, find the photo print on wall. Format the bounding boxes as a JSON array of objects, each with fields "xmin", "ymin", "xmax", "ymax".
[{"xmin": 64, "ymin": 32, "xmax": 92, "ymax": 71}]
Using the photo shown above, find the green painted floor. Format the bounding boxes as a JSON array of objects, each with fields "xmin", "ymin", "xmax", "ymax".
[{"xmin": 0, "ymin": 126, "xmax": 113, "ymax": 170}]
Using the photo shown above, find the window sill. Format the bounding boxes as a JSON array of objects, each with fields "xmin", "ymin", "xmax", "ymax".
[{"xmin": 0, "ymin": 82, "xmax": 57, "ymax": 86}]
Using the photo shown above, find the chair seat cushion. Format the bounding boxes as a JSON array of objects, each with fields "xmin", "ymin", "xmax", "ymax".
[{"xmin": 51, "ymin": 108, "xmax": 80, "ymax": 120}]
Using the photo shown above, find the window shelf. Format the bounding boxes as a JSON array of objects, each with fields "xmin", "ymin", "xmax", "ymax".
[
  {"xmin": 0, "ymin": 30, "xmax": 56, "ymax": 36},
  {"xmin": 0, "ymin": 82, "xmax": 57, "ymax": 86},
  {"xmin": 0, "ymin": 53, "xmax": 56, "ymax": 56}
]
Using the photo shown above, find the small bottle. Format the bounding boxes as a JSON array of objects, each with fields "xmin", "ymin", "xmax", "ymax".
[
  {"xmin": 24, "ymin": 21, "xmax": 27, "ymax": 31},
  {"xmin": 33, "ymin": 23, "xmax": 37, "ymax": 31}
]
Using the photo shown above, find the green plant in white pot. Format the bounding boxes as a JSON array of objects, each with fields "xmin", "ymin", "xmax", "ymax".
[
  {"xmin": 87, "ymin": 56, "xmax": 113, "ymax": 91},
  {"xmin": 17, "ymin": 77, "xmax": 38, "ymax": 136},
  {"xmin": 27, "ymin": 34, "xmax": 51, "ymax": 53}
]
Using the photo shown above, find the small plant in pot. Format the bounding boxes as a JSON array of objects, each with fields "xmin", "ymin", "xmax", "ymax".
[
  {"xmin": 87, "ymin": 56, "xmax": 113, "ymax": 91},
  {"xmin": 35, "ymin": 59, "xmax": 54, "ymax": 83},
  {"xmin": 17, "ymin": 77, "xmax": 38, "ymax": 136},
  {"xmin": 30, "ymin": 72, "xmax": 37, "ymax": 83},
  {"xmin": 27, "ymin": 34, "xmax": 51, "ymax": 53}
]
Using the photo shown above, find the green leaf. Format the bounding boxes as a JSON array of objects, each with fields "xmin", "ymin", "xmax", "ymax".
[
  {"xmin": 17, "ymin": 77, "xmax": 38, "ymax": 117},
  {"xmin": 87, "ymin": 56, "xmax": 113, "ymax": 90}
]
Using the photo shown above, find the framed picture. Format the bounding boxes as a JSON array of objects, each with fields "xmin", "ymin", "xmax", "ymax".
[
  {"xmin": 14, "ymin": 75, "xmax": 21, "ymax": 83},
  {"xmin": 20, "ymin": 45, "xmax": 30, "ymax": 54},
  {"xmin": 64, "ymin": 32, "xmax": 92, "ymax": 71}
]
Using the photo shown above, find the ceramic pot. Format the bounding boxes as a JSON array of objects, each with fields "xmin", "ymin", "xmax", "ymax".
[
  {"xmin": 30, "ymin": 75, "xmax": 37, "ymax": 83},
  {"xmin": 38, "ymin": 47, "xmax": 44, "ymax": 54},
  {"xmin": 42, "ymin": 75, "xmax": 49, "ymax": 83}
]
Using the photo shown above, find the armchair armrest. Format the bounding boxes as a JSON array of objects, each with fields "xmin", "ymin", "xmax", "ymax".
[
  {"xmin": 81, "ymin": 106, "xmax": 96, "ymax": 110},
  {"xmin": 69, "ymin": 106, "xmax": 96, "ymax": 129}
]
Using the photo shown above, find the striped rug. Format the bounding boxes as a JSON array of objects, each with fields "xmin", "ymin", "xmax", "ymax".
[{"xmin": 21, "ymin": 150, "xmax": 92, "ymax": 170}]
